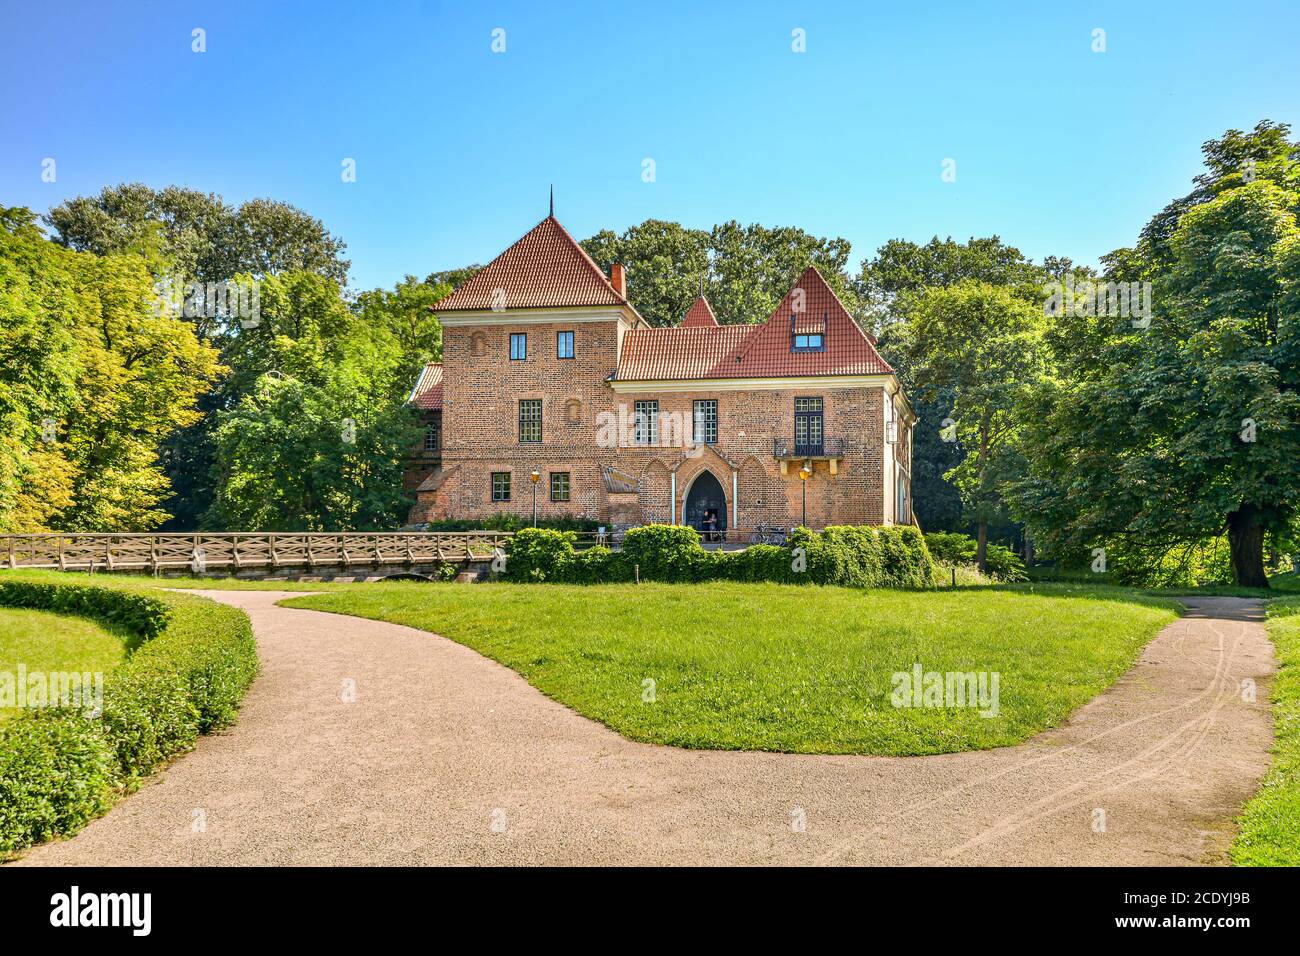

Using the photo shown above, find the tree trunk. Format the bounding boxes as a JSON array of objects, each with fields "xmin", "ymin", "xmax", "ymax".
[
  {"xmin": 1227, "ymin": 506, "xmax": 1269, "ymax": 588},
  {"xmin": 976, "ymin": 521, "xmax": 988, "ymax": 571}
]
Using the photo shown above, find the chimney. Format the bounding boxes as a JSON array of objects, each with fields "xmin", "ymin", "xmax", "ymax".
[{"xmin": 609, "ymin": 263, "xmax": 626, "ymax": 298}]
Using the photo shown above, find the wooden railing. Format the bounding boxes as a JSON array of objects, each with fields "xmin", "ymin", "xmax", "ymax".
[{"xmin": 0, "ymin": 532, "xmax": 513, "ymax": 573}]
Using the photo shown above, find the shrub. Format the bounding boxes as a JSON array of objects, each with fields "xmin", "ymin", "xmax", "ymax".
[
  {"xmin": 924, "ymin": 532, "xmax": 978, "ymax": 565},
  {"xmin": 983, "ymin": 544, "xmax": 1028, "ymax": 583},
  {"xmin": 0, "ymin": 711, "xmax": 119, "ymax": 852},
  {"xmin": 621, "ymin": 525, "xmax": 706, "ymax": 582},
  {"xmin": 500, "ymin": 523, "xmax": 936, "ymax": 591},
  {"xmin": 424, "ymin": 514, "xmax": 602, "ymax": 534},
  {"xmin": 0, "ymin": 581, "xmax": 171, "ymax": 638},
  {"xmin": 922, "ymin": 532, "xmax": 1027, "ymax": 583},
  {"xmin": 560, "ymin": 545, "xmax": 630, "ymax": 584},
  {"xmin": 504, "ymin": 529, "xmax": 577, "ymax": 582},
  {"xmin": 0, "ymin": 580, "xmax": 258, "ymax": 856}
]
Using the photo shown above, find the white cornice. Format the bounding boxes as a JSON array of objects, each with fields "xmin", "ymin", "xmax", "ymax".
[
  {"xmin": 436, "ymin": 306, "xmax": 639, "ymax": 328},
  {"xmin": 608, "ymin": 374, "xmax": 898, "ymax": 394}
]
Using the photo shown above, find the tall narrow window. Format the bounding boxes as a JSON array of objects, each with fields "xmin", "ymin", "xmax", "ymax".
[
  {"xmin": 519, "ymin": 399, "xmax": 542, "ymax": 443},
  {"xmin": 491, "ymin": 472, "xmax": 511, "ymax": 502},
  {"xmin": 633, "ymin": 400, "xmax": 659, "ymax": 446},
  {"xmin": 550, "ymin": 472, "xmax": 570, "ymax": 502},
  {"xmin": 510, "ymin": 333, "xmax": 527, "ymax": 361},
  {"xmin": 557, "ymin": 331, "xmax": 574, "ymax": 359},
  {"xmin": 693, "ymin": 399, "xmax": 718, "ymax": 444},
  {"xmin": 794, "ymin": 397, "xmax": 823, "ymax": 455}
]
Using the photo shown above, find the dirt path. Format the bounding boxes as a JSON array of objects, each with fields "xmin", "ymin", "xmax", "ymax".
[{"xmin": 15, "ymin": 593, "xmax": 1276, "ymax": 866}]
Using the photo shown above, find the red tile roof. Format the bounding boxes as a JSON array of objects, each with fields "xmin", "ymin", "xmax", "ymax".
[
  {"xmin": 616, "ymin": 325, "xmax": 754, "ymax": 380},
  {"xmin": 615, "ymin": 267, "xmax": 892, "ymax": 381},
  {"xmin": 409, "ymin": 362, "xmax": 443, "ymax": 409},
  {"xmin": 432, "ymin": 216, "xmax": 629, "ymax": 312},
  {"xmin": 680, "ymin": 295, "xmax": 719, "ymax": 327}
]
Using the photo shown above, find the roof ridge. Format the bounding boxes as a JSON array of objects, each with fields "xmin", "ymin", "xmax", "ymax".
[{"xmin": 543, "ymin": 215, "xmax": 628, "ymax": 305}]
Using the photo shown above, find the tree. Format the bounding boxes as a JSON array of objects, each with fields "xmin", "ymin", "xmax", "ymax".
[
  {"xmin": 204, "ymin": 270, "xmax": 421, "ymax": 531},
  {"xmin": 581, "ymin": 219, "xmax": 863, "ymax": 327},
  {"xmin": 890, "ymin": 281, "xmax": 1048, "ymax": 566},
  {"xmin": 45, "ymin": 184, "xmax": 350, "ymax": 288},
  {"xmin": 1013, "ymin": 122, "xmax": 1300, "ymax": 587},
  {"xmin": 0, "ymin": 207, "xmax": 219, "ymax": 531},
  {"xmin": 865, "ymin": 236, "xmax": 1056, "ymax": 535}
]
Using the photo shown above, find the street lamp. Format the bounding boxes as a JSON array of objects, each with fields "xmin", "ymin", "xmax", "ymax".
[
  {"xmin": 530, "ymin": 470, "xmax": 541, "ymax": 527},
  {"xmin": 798, "ymin": 463, "xmax": 812, "ymax": 528}
]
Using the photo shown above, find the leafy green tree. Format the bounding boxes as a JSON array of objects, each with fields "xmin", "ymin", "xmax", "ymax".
[
  {"xmin": 889, "ymin": 281, "xmax": 1048, "ymax": 566},
  {"xmin": 45, "ymin": 184, "xmax": 350, "ymax": 288},
  {"xmin": 1013, "ymin": 122, "xmax": 1300, "ymax": 587},
  {"xmin": 204, "ymin": 270, "xmax": 420, "ymax": 531},
  {"xmin": 0, "ymin": 207, "xmax": 219, "ymax": 531},
  {"xmin": 581, "ymin": 219, "xmax": 862, "ymax": 327},
  {"xmin": 866, "ymin": 236, "xmax": 1058, "ymax": 535}
]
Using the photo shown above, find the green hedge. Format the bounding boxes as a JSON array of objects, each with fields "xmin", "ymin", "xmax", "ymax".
[
  {"xmin": 504, "ymin": 524, "xmax": 935, "ymax": 588},
  {"xmin": 0, "ymin": 580, "xmax": 259, "ymax": 856}
]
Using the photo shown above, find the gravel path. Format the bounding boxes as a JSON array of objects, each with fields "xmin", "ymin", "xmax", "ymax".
[{"xmin": 14, "ymin": 592, "xmax": 1276, "ymax": 866}]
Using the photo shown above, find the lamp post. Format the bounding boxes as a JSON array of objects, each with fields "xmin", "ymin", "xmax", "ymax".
[
  {"xmin": 799, "ymin": 463, "xmax": 812, "ymax": 528},
  {"xmin": 530, "ymin": 470, "xmax": 541, "ymax": 527}
]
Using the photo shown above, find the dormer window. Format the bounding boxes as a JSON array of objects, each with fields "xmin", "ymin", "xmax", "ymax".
[{"xmin": 791, "ymin": 311, "xmax": 827, "ymax": 351}]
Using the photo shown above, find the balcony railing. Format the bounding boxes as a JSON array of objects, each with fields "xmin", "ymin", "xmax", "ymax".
[{"xmin": 773, "ymin": 437, "xmax": 844, "ymax": 459}]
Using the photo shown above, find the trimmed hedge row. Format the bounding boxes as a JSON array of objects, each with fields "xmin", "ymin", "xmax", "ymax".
[
  {"xmin": 0, "ymin": 580, "xmax": 259, "ymax": 856},
  {"xmin": 504, "ymin": 524, "xmax": 935, "ymax": 588}
]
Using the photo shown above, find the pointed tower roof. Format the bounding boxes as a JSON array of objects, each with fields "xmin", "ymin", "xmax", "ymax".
[
  {"xmin": 680, "ymin": 295, "xmax": 719, "ymax": 327},
  {"xmin": 432, "ymin": 216, "xmax": 629, "ymax": 312}
]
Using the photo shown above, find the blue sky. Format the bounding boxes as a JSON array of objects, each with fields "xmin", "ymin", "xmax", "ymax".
[{"xmin": 2, "ymin": 0, "xmax": 1297, "ymax": 291}]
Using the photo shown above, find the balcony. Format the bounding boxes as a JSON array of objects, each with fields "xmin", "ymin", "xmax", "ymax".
[{"xmin": 773, "ymin": 437, "xmax": 845, "ymax": 475}]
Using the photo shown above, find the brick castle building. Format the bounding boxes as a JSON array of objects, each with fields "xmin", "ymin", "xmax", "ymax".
[{"xmin": 405, "ymin": 214, "xmax": 915, "ymax": 534}]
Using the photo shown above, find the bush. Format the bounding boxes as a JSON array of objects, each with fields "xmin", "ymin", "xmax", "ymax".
[
  {"xmin": 0, "ymin": 581, "xmax": 171, "ymax": 638},
  {"xmin": 983, "ymin": 544, "xmax": 1028, "ymax": 583},
  {"xmin": 0, "ymin": 711, "xmax": 119, "ymax": 852},
  {"xmin": 504, "ymin": 529, "xmax": 576, "ymax": 582},
  {"xmin": 424, "ymin": 514, "xmax": 602, "ymax": 534},
  {"xmin": 924, "ymin": 532, "xmax": 978, "ymax": 565},
  {"xmin": 502, "ymin": 524, "xmax": 936, "ymax": 591},
  {"xmin": 0, "ymin": 581, "xmax": 259, "ymax": 856},
  {"xmin": 922, "ymin": 532, "xmax": 1027, "ymax": 582},
  {"xmin": 621, "ymin": 525, "xmax": 707, "ymax": 582}
]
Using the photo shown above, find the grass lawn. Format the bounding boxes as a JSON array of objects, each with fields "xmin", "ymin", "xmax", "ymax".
[
  {"xmin": 0, "ymin": 607, "xmax": 131, "ymax": 723},
  {"xmin": 1231, "ymin": 595, "xmax": 1300, "ymax": 866},
  {"xmin": 283, "ymin": 581, "xmax": 1179, "ymax": 755}
]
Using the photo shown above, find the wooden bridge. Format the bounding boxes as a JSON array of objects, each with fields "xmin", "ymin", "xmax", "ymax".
[{"xmin": 0, "ymin": 532, "xmax": 513, "ymax": 579}]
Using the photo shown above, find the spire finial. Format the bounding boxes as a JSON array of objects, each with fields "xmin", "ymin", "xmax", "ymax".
[{"xmin": 549, "ymin": 184, "xmax": 554, "ymax": 218}]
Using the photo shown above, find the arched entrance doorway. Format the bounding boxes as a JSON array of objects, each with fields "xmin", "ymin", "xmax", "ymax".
[{"xmin": 684, "ymin": 470, "xmax": 727, "ymax": 540}]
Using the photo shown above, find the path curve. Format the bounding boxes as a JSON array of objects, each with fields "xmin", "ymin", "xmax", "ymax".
[{"xmin": 15, "ymin": 592, "xmax": 1276, "ymax": 866}]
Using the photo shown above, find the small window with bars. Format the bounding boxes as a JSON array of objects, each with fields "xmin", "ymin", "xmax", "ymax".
[
  {"xmin": 491, "ymin": 472, "xmax": 511, "ymax": 501},
  {"xmin": 633, "ymin": 400, "xmax": 659, "ymax": 446},
  {"xmin": 519, "ymin": 399, "xmax": 542, "ymax": 443},
  {"xmin": 693, "ymin": 399, "xmax": 718, "ymax": 444},
  {"xmin": 550, "ymin": 472, "xmax": 570, "ymax": 502},
  {"xmin": 423, "ymin": 420, "xmax": 440, "ymax": 451}
]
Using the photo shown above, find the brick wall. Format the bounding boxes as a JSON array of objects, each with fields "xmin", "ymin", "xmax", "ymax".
[{"xmin": 416, "ymin": 313, "xmax": 896, "ymax": 530}]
